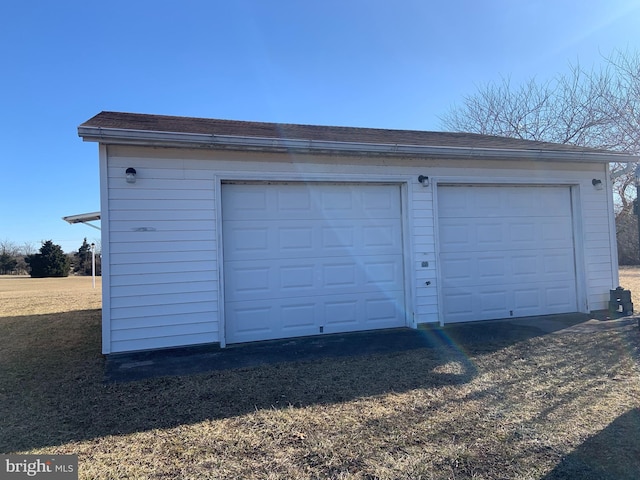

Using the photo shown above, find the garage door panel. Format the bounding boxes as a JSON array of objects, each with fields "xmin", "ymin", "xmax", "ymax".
[
  {"xmin": 225, "ymin": 254, "xmax": 403, "ymax": 302},
  {"xmin": 226, "ymin": 290, "xmax": 405, "ymax": 342},
  {"xmin": 546, "ymin": 285, "xmax": 575, "ymax": 310},
  {"xmin": 277, "ymin": 189, "xmax": 313, "ymax": 212},
  {"xmin": 232, "ymin": 305, "xmax": 275, "ymax": 339},
  {"xmin": 227, "ymin": 226, "xmax": 270, "ymax": 254},
  {"xmin": 511, "ymin": 254, "xmax": 540, "ymax": 281},
  {"xmin": 503, "ymin": 187, "xmax": 571, "ymax": 217},
  {"xmin": 477, "ymin": 256, "xmax": 507, "ymax": 282},
  {"xmin": 442, "ymin": 249, "xmax": 575, "ymax": 287},
  {"xmin": 440, "ymin": 255, "xmax": 475, "ymax": 283},
  {"xmin": 324, "ymin": 299, "xmax": 358, "ymax": 326},
  {"xmin": 320, "ymin": 189, "xmax": 354, "ymax": 211},
  {"xmin": 223, "ymin": 183, "xmax": 405, "ymax": 343},
  {"xmin": 438, "ymin": 220, "xmax": 473, "ymax": 249},
  {"xmin": 362, "ymin": 189, "xmax": 396, "ymax": 211},
  {"xmin": 480, "ymin": 290, "xmax": 509, "ymax": 315},
  {"xmin": 365, "ymin": 296, "xmax": 402, "ymax": 322},
  {"xmin": 364, "ymin": 259, "xmax": 401, "ymax": 285},
  {"xmin": 227, "ymin": 188, "xmax": 269, "ymax": 218},
  {"xmin": 442, "ymin": 218, "xmax": 573, "ymax": 254},
  {"xmin": 513, "ymin": 288, "xmax": 540, "ymax": 310},
  {"xmin": 279, "ymin": 226, "xmax": 315, "ymax": 251},
  {"xmin": 227, "ymin": 301, "xmax": 318, "ymax": 343},
  {"xmin": 476, "ymin": 223, "xmax": 505, "ymax": 249},
  {"xmin": 281, "ymin": 303, "xmax": 317, "ymax": 331},
  {"xmin": 439, "ymin": 185, "xmax": 577, "ymax": 322},
  {"xmin": 322, "ymin": 225, "xmax": 355, "ymax": 248},
  {"xmin": 509, "ymin": 222, "xmax": 537, "ymax": 243},
  {"xmin": 543, "ymin": 250, "xmax": 576, "ymax": 275},
  {"xmin": 442, "ymin": 290, "xmax": 474, "ymax": 319},
  {"xmin": 541, "ymin": 220, "xmax": 574, "ymax": 243},
  {"xmin": 323, "ymin": 261, "xmax": 358, "ymax": 287},
  {"xmin": 443, "ymin": 282, "xmax": 576, "ymax": 322},
  {"xmin": 224, "ymin": 184, "xmax": 401, "ymax": 221},
  {"xmin": 227, "ymin": 266, "xmax": 272, "ymax": 297},
  {"xmin": 445, "ymin": 280, "xmax": 576, "ymax": 313},
  {"xmin": 439, "ymin": 186, "xmax": 572, "ymax": 219},
  {"xmin": 323, "ymin": 291, "xmax": 405, "ymax": 332},
  {"xmin": 538, "ymin": 188, "xmax": 572, "ymax": 213},
  {"xmin": 224, "ymin": 219, "xmax": 402, "ymax": 261},
  {"xmin": 280, "ymin": 264, "xmax": 316, "ymax": 290}
]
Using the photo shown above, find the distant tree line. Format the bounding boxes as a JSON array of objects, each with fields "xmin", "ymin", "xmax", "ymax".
[
  {"xmin": 0, "ymin": 238, "xmax": 101, "ymax": 277},
  {"xmin": 0, "ymin": 240, "xmax": 34, "ymax": 275}
]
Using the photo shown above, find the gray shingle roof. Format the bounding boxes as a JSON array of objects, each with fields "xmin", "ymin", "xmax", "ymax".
[{"xmin": 79, "ymin": 111, "xmax": 638, "ymax": 163}]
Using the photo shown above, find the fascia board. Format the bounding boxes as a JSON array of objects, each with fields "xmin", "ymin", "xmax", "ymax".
[{"xmin": 77, "ymin": 126, "xmax": 640, "ymax": 164}]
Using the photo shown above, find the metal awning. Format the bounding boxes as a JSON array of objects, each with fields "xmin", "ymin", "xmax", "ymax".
[{"xmin": 63, "ymin": 212, "xmax": 101, "ymax": 230}]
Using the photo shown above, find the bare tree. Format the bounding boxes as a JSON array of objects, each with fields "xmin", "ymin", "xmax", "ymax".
[
  {"xmin": 0, "ymin": 240, "xmax": 20, "ymax": 275},
  {"xmin": 0, "ymin": 239, "xmax": 19, "ymax": 256},
  {"xmin": 20, "ymin": 242, "xmax": 36, "ymax": 256},
  {"xmin": 440, "ymin": 49, "xmax": 640, "ymax": 263}
]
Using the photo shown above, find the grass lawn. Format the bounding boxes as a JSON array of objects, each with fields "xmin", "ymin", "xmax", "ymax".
[{"xmin": 1, "ymin": 274, "xmax": 640, "ymax": 479}]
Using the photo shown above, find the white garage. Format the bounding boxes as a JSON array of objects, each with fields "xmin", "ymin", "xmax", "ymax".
[
  {"xmin": 222, "ymin": 182, "xmax": 406, "ymax": 343},
  {"xmin": 77, "ymin": 111, "xmax": 638, "ymax": 354},
  {"xmin": 438, "ymin": 185, "xmax": 578, "ymax": 323}
]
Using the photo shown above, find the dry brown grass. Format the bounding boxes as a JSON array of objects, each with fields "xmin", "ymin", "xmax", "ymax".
[
  {"xmin": 0, "ymin": 275, "xmax": 102, "ymax": 316},
  {"xmin": 1, "ymin": 275, "xmax": 640, "ymax": 479},
  {"xmin": 620, "ymin": 266, "xmax": 640, "ymax": 308}
]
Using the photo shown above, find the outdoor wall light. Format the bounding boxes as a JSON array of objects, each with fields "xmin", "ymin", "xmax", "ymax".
[
  {"xmin": 126, "ymin": 167, "xmax": 137, "ymax": 184},
  {"xmin": 592, "ymin": 178, "xmax": 603, "ymax": 191},
  {"xmin": 418, "ymin": 175, "xmax": 430, "ymax": 187}
]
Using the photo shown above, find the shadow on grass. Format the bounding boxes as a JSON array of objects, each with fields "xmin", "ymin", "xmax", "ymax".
[
  {"xmin": 543, "ymin": 408, "xmax": 640, "ymax": 480},
  {"xmin": 0, "ymin": 309, "xmax": 589, "ymax": 453}
]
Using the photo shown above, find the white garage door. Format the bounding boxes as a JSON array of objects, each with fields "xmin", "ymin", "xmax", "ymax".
[
  {"xmin": 222, "ymin": 183, "xmax": 406, "ymax": 343},
  {"xmin": 438, "ymin": 185, "xmax": 577, "ymax": 323}
]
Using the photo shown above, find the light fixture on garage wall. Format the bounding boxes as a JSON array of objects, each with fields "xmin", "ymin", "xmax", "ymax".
[
  {"xmin": 126, "ymin": 167, "xmax": 137, "ymax": 184},
  {"xmin": 418, "ymin": 175, "xmax": 429, "ymax": 187},
  {"xmin": 592, "ymin": 178, "xmax": 603, "ymax": 191}
]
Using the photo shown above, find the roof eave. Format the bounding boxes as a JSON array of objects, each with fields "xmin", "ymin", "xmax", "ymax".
[
  {"xmin": 77, "ymin": 126, "xmax": 639, "ymax": 164},
  {"xmin": 62, "ymin": 212, "xmax": 101, "ymax": 224}
]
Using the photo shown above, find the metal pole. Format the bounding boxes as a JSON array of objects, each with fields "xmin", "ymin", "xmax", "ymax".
[{"xmin": 91, "ymin": 243, "xmax": 96, "ymax": 289}]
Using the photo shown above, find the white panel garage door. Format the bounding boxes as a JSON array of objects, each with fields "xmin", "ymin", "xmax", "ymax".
[
  {"xmin": 438, "ymin": 185, "xmax": 577, "ymax": 323},
  {"xmin": 222, "ymin": 183, "xmax": 406, "ymax": 343}
]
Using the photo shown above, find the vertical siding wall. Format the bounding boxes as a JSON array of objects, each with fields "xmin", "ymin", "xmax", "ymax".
[{"xmin": 104, "ymin": 146, "xmax": 614, "ymax": 353}]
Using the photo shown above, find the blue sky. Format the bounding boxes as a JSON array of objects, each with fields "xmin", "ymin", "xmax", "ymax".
[{"xmin": 1, "ymin": 0, "xmax": 640, "ymax": 253}]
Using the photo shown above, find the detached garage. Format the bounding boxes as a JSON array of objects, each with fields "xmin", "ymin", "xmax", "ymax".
[{"xmin": 78, "ymin": 111, "xmax": 637, "ymax": 354}]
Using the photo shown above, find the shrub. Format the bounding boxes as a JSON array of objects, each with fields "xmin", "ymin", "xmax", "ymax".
[{"xmin": 26, "ymin": 240, "xmax": 71, "ymax": 278}]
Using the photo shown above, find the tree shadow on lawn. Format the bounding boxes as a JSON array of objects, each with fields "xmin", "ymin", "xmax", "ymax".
[
  {"xmin": 0, "ymin": 310, "xmax": 590, "ymax": 453},
  {"xmin": 543, "ymin": 408, "xmax": 640, "ymax": 480}
]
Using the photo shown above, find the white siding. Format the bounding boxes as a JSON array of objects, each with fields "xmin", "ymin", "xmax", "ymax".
[
  {"xmin": 580, "ymin": 166, "xmax": 618, "ymax": 309},
  {"xmin": 102, "ymin": 146, "xmax": 615, "ymax": 353},
  {"xmin": 410, "ymin": 181, "xmax": 437, "ymax": 322},
  {"xmin": 105, "ymin": 156, "xmax": 219, "ymax": 353}
]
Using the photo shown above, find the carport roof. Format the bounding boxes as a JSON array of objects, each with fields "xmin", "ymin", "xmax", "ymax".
[{"xmin": 79, "ymin": 111, "xmax": 639, "ymax": 163}]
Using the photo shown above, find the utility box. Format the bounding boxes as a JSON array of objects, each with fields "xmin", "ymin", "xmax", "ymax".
[{"xmin": 609, "ymin": 287, "xmax": 633, "ymax": 315}]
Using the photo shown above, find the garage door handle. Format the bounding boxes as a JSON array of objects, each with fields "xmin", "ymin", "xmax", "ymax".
[{"xmin": 425, "ymin": 281, "xmax": 431, "ymax": 286}]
